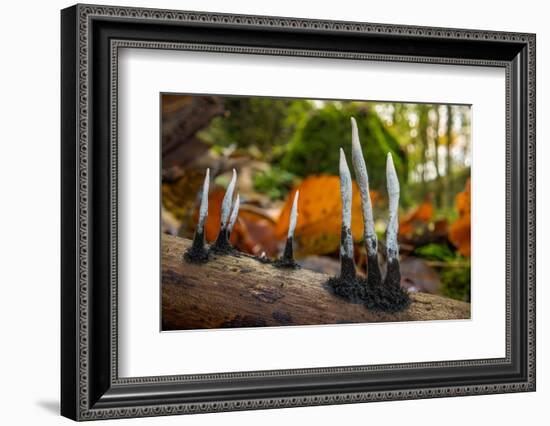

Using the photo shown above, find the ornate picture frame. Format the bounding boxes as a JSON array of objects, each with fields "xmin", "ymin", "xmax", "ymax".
[{"xmin": 61, "ymin": 4, "xmax": 535, "ymax": 421}]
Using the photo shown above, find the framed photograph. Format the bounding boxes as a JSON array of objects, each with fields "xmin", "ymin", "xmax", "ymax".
[{"xmin": 61, "ymin": 4, "xmax": 536, "ymax": 421}]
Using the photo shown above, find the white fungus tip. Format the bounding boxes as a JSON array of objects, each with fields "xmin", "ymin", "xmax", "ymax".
[
  {"xmin": 197, "ymin": 168, "xmax": 210, "ymax": 230},
  {"xmin": 228, "ymin": 193, "xmax": 240, "ymax": 233},
  {"xmin": 339, "ymin": 148, "xmax": 348, "ymax": 170},
  {"xmin": 386, "ymin": 152, "xmax": 400, "ymax": 260},
  {"xmin": 351, "ymin": 119, "xmax": 362, "ymax": 164},
  {"xmin": 349, "ymin": 118, "xmax": 377, "ymax": 253},
  {"xmin": 288, "ymin": 190, "xmax": 300, "ymax": 239},
  {"xmin": 339, "ymin": 149, "xmax": 352, "ymax": 233},
  {"xmin": 350, "ymin": 117, "xmax": 360, "ymax": 146},
  {"xmin": 220, "ymin": 169, "xmax": 237, "ymax": 227},
  {"xmin": 339, "ymin": 149, "xmax": 351, "ymax": 178},
  {"xmin": 386, "ymin": 153, "xmax": 400, "ymax": 195}
]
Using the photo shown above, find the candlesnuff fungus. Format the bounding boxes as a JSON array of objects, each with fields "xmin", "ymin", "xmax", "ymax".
[
  {"xmin": 324, "ymin": 148, "xmax": 362, "ymax": 300},
  {"xmin": 364, "ymin": 152, "xmax": 409, "ymax": 312},
  {"xmin": 350, "ymin": 117, "xmax": 382, "ymax": 288},
  {"xmin": 184, "ymin": 168, "xmax": 210, "ymax": 263},
  {"xmin": 275, "ymin": 190, "xmax": 300, "ymax": 268},
  {"xmin": 384, "ymin": 153, "xmax": 401, "ymax": 288},
  {"xmin": 338, "ymin": 148, "xmax": 357, "ymax": 281},
  {"xmin": 326, "ymin": 119, "xmax": 410, "ymax": 313},
  {"xmin": 211, "ymin": 169, "xmax": 239, "ymax": 254}
]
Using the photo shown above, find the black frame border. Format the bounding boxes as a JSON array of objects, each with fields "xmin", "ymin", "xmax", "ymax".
[{"xmin": 61, "ymin": 4, "xmax": 536, "ymax": 421}]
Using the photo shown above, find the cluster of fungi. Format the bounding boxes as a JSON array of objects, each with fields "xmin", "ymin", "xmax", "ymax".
[{"xmin": 184, "ymin": 117, "xmax": 410, "ymax": 313}]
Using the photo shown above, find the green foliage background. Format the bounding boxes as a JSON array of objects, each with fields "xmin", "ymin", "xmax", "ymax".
[
  {"xmin": 281, "ymin": 103, "xmax": 407, "ymax": 194},
  {"xmin": 199, "ymin": 98, "xmax": 410, "ymax": 201}
]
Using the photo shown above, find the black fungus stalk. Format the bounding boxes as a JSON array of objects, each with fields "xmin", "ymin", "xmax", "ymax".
[
  {"xmin": 384, "ymin": 257, "xmax": 401, "ymax": 289},
  {"xmin": 211, "ymin": 169, "xmax": 238, "ymax": 254},
  {"xmin": 184, "ymin": 169, "xmax": 210, "ymax": 263},
  {"xmin": 366, "ymin": 253, "xmax": 383, "ymax": 287},
  {"xmin": 350, "ymin": 117, "xmax": 382, "ymax": 288},
  {"xmin": 339, "ymin": 227, "xmax": 357, "ymax": 282},
  {"xmin": 282, "ymin": 237, "xmax": 294, "ymax": 261},
  {"xmin": 275, "ymin": 190, "xmax": 300, "ymax": 269},
  {"xmin": 212, "ymin": 227, "xmax": 231, "ymax": 252},
  {"xmin": 367, "ymin": 153, "xmax": 410, "ymax": 312}
]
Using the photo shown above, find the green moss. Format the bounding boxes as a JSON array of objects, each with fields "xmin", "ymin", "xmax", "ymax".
[
  {"xmin": 280, "ymin": 104, "xmax": 407, "ymax": 194},
  {"xmin": 253, "ymin": 166, "xmax": 297, "ymax": 200},
  {"xmin": 440, "ymin": 265, "xmax": 471, "ymax": 302},
  {"xmin": 413, "ymin": 243, "xmax": 455, "ymax": 261},
  {"xmin": 413, "ymin": 243, "xmax": 471, "ymax": 302},
  {"xmin": 198, "ymin": 97, "xmax": 313, "ymax": 159}
]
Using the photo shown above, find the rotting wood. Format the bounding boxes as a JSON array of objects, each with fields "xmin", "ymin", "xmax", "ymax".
[{"xmin": 162, "ymin": 234, "xmax": 471, "ymax": 330}]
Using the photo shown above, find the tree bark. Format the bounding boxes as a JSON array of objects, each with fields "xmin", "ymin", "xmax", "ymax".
[
  {"xmin": 161, "ymin": 95, "xmax": 225, "ymax": 173},
  {"xmin": 162, "ymin": 234, "xmax": 470, "ymax": 330}
]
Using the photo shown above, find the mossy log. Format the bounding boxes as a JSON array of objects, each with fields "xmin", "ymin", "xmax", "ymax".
[{"xmin": 162, "ymin": 234, "xmax": 470, "ymax": 330}]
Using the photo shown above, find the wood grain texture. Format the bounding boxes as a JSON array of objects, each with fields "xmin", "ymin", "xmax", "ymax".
[{"xmin": 162, "ymin": 234, "xmax": 470, "ymax": 330}]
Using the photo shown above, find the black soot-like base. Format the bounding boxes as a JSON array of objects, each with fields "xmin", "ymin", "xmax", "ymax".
[
  {"xmin": 183, "ymin": 230, "xmax": 209, "ymax": 264},
  {"xmin": 362, "ymin": 281, "xmax": 410, "ymax": 313},
  {"xmin": 326, "ymin": 257, "xmax": 410, "ymax": 313},
  {"xmin": 210, "ymin": 227, "xmax": 238, "ymax": 255},
  {"xmin": 274, "ymin": 237, "xmax": 300, "ymax": 269},
  {"xmin": 326, "ymin": 255, "xmax": 364, "ymax": 302},
  {"xmin": 274, "ymin": 257, "xmax": 300, "ymax": 269},
  {"xmin": 367, "ymin": 254, "xmax": 383, "ymax": 287}
]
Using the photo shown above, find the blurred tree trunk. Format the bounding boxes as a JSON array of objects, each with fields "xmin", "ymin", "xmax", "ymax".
[
  {"xmin": 445, "ymin": 105, "xmax": 454, "ymax": 209},
  {"xmin": 460, "ymin": 106, "xmax": 471, "ymax": 169},
  {"xmin": 432, "ymin": 106, "xmax": 441, "ymax": 208},
  {"xmin": 418, "ymin": 106, "xmax": 429, "ymax": 194},
  {"xmin": 162, "ymin": 95, "xmax": 225, "ymax": 177}
]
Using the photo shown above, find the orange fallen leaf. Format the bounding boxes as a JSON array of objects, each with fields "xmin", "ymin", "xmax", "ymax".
[
  {"xmin": 449, "ymin": 179, "xmax": 471, "ymax": 257},
  {"xmin": 275, "ymin": 175, "xmax": 370, "ymax": 256},
  {"xmin": 399, "ymin": 199, "xmax": 434, "ymax": 237},
  {"xmin": 200, "ymin": 190, "xmax": 226, "ymax": 243}
]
